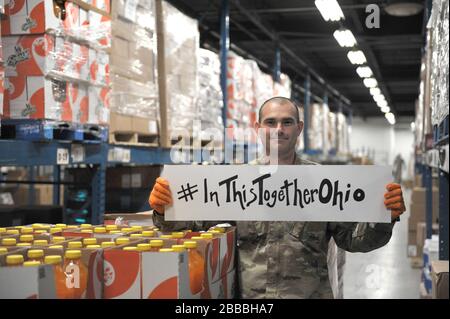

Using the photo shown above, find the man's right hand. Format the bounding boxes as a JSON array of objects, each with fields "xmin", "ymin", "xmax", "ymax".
[{"xmin": 149, "ymin": 177, "xmax": 172, "ymax": 214}]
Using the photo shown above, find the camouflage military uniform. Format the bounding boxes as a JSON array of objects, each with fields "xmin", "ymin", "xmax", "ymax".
[{"xmin": 153, "ymin": 155, "xmax": 395, "ymax": 298}]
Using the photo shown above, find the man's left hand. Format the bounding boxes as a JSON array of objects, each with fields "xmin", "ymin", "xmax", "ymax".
[{"xmin": 384, "ymin": 183, "xmax": 406, "ymax": 222}]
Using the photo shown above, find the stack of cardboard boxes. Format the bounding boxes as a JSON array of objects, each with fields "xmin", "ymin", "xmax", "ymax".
[
  {"xmin": 226, "ymin": 53, "xmax": 255, "ymax": 142},
  {"xmin": 0, "ymin": 167, "xmax": 56, "ymax": 206},
  {"xmin": 407, "ymin": 174, "xmax": 439, "ymax": 263},
  {"xmin": 197, "ymin": 48, "xmax": 224, "ymax": 142},
  {"xmin": 0, "ymin": 1, "xmax": 4, "ymax": 116},
  {"xmin": 1, "ymin": 0, "xmax": 111, "ymax": 125},
  {"xmin": 109, "ymin": 0, "xmax": 160, "ymax": 146},
  {"xmin": 156, "ymin": 0, "xmax": 199, "ymax": 147}
]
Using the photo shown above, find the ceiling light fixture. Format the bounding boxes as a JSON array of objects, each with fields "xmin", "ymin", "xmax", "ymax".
[
  {"xmin": 377, "ymin": 100, "xmax": 388, "ymax": 108},
  {"xmin": 370, "ymin": 87, "xmax": 381, "ymax": 96},
  {"xmin": 333, "ymin": 29, "xmax": 357, "ymax": 47},
  {"xmin": 381, "ymin": 106, "xmax": 391, "ymax": 113},
  {"xmin": 356, "ymin": 66, "xmax": 373, "ymax": 78},
  {"xmin": 315, "ymin": 0, "xmax": 345, "ymax": 21},
  {"xmin": 385, "ymin": 112, "xmax": 396, "ymax": 125},
  {"xmin": 347, "ymin": 50, "xmax": 367, "ymax": 65},
  {"xmin": 363, "ymin": 78, "xmax": 378, "ymax": 88}
]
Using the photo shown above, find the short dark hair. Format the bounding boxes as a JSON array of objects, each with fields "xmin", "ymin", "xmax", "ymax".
[{"xmin": 258, "ymin": 96, "xmax": 301, "ymax": 123}]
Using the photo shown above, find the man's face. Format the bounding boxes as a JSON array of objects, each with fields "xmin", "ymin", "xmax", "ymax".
[{"xmin": 255, "ymin": 102, "xmax": 304, "ymax": 157}]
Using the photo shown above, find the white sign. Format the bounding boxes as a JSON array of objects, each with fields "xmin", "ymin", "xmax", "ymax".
[
  {"xmin": 56, "ymin": 148, "xmax": 69, "ymax": 165},
  {"xmin": 71, "ymin": 145, "xmax": 85, "ymax": 163},
  {"xmin": 162, "ymin": 165, "xmax": 393, "ymax": 223},
  {"xmin": 108, "ymin": 147, "xmax": 131, "ymax": 163}
]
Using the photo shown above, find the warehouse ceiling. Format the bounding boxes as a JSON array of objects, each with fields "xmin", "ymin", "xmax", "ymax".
[{"xmin": 165, "ymin": 0, "xmax": 424, "ymax": 119}]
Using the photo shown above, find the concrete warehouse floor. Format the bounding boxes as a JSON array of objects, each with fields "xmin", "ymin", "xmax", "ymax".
[{"xmin": 343, "ymin": 189, "xmax": 422, "ymax": 299}]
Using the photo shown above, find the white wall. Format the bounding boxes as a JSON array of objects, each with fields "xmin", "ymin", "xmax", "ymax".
[{"xmin": 351, "ymin": 117, "xmax": 414, "ymax": 177}]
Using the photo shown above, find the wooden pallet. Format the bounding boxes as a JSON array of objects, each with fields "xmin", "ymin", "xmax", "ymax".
[
  {"xmin": 109, "ymin": 131, "xmax": 159, "ymax": 147},
  {"xmin": 410, "ymin": 257, "xmax": 423, "ymax": 269}
]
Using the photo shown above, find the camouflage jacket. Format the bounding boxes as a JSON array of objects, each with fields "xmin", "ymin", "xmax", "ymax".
[{"xmin": 153, "ymin": 156, "xmax": 395, "ymax": 299}]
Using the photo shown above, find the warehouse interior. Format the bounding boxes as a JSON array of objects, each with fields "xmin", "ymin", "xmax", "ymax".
[{"xmin": 0, "ymin": 0, "xmax": 448, "ymax": 300}]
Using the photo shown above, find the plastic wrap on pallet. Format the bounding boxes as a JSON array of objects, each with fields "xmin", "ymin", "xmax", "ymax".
[
  {"xmin": 0, "ymin": 1, "xmax": 112, "ymax": 50},
  {"xmin": 308, "ymin": 103, "xmax": 324, "ymax": 150},
  {"xmin": 162, "ymin": 1, "xmax": 199, "ymax": 137},
  {"xmin": 0, "ymin": 66, "xmax": 4, "ymax": 116},
  {"xmin": 3, "ymin": 76, "xmax": 89, "ymax": 122},
  {"xmin": 112, "ymin": 0, "xmax": 155, "ymax": 30},
  {"xmin": 430, "ymin": 0, "xmax": 449, "ymax": 126},
  {"xmin": 111, "ymin": 23, "xmax": 156, "ymax": 83},
  {"xmin": 322, "ymin": 103, "xmax": 330, "ymax": 154},
  {"xmin": 110, "ymin": 74, "xmax": 158, "ymax": 119},
  {"xmin": 253, "ymin": 65, "xmax": 274, "ymax": 110},
  {"xmin": 3, "ymin": 34, "xmax": 111, "ymax": 87},
  {"xmin": 0, "ymin": 22, "xmax": 3, "ymax": 64},
  {"xmin": 336, "ymin": 112, "xmax": 350, "ymax": 155},
  {"xmin": 416, "ymin": 82, "xmax": 424, "ymax": 147},
  {"xmin": 328, "ymin": 111, "xmax": 337, "ymax": 151},
  {"xmin": 84, "ymin": 0, "xmax": 111, "ymax": 13},
  {"xmin": 198, "ymin": 48, "xmax": 224, "ymax": 132},
  {"xmin": 226, "ymin": 52, "xmax": 254, "ymax": 131},
  {"xmin": 273, "ymin": 73, "xmax": 291, "ymax": 98}
]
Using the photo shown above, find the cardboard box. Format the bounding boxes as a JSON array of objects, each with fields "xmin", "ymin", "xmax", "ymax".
[
  {"xmin": 106, "ymin": 166, "xmax": 161, "ymax": 190},
  {"xmin": 110, "ymin": 74, "xmax": 159, "ymax": 119},
  {"xmin": 431, "ymin": 261, "xmax": 449, "ymax": 299},
  {"xmin": 111, "ymin": 26, "xmax": 155, "ymax": 83},
  {"xmin": 88, "ymin": 49, "xmax": 109, "ymax": 86},
  {"xmin": 3, "ymin": 34, "xmax": 89, "ymax": 81},
  {"xmin": 0, "ymin": 263, "xmax": 56, "ymax": 298},
  {"xmin": 88, "ymin": 85, "xmax": 110, "ymax": 124},
  {"xmin": 407, "ymin": 230, "xmax": 418, "ymax": 257},
  {"xmin": 0, "ymin": 246, "xmax": 102, "ymax": 299},
  {"xmin": 0, "ymin": 66, "xmax": 4, "ymax": 116},
  {"xmin": 88, "ymin": 10, "xmax": 111, "ymax": 49},
  {"xmin": 112, "ymin": 0, "xmax": 155, "ymax": 30},
  {"xmin": 3, "ymin": 76, "xmax": 88, "ymax": 122},
  {"xmin": 35, "ymin": 184, "xmax": 53, "ymax": 205},
  {"xmin": 414, "ymin": 174, "xmax": 422, "ymax": 187},
  {"xmin": 82, "ymin": 0, "xmax": 111, "ymax": 14},
  {"xmin": 110, "ymin": 112, "xmax": 158, "ymax": 135},
  {"xmin": 1, "ymin": 0, "xmax": 80, "ymax": 36},
  {"xmin": 411, "ymin": 187, "xmax": 439, "ymax": 207}
]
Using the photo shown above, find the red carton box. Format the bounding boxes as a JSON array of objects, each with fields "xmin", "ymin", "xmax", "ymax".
[
  {"xmin": 1, "ymin": 0, "xmax": 80, "ymax": 36},
  {"xmin": 4, "ymin": 34, "xmax": 89, "ymax": 81},
  {"xmin": 3, "ymin": 76, "xmax": 88, "ymax": 122}
]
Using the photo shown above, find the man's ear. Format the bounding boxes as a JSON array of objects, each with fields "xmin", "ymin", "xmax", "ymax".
[{"xmin": 298, "ymin": 121, "xmax": 304, "ymax": 135}]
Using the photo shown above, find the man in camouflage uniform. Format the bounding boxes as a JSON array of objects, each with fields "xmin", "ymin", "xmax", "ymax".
[{"xmin": 150, "ymin": 97, "xmax": 406, "ymax": 299}]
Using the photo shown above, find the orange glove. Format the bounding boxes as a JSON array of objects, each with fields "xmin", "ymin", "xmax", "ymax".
[
  {"xmin": 384, "ymin": 183, "xmax": 406, "ymax": 222},
  {"xmin": 149, "ymin": 177, "xmax": 172, "ymax": 214}
]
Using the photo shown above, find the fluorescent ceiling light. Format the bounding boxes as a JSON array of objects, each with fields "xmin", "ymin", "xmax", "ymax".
[
  {"xmin": 356, "ymin": 66, "xmax": 373, "ymax": 78},
  {"xmin": 347, "ymin": 50, "xmax": 367, "ymax": 65},
  {"xmin": 381, "ymin": 106, "xmax": 390, "ymax": 113},
  {"xmin": 370, "ymin": 88, "xmax": 381, "ymax": 96},
  {"xmin": 363, "ymin": 78, "xmax": 378, "ymax": 88},
  {"xmin": 385, "ymin": 112, "xmax": 396, "ymax": 125},
  {"xmin": 315, "ymin": 0, "xmax": 345, "ymax": 21},
  {"xmin": 333, "ymin": 29, "xmax": 357, "ymax": 47},
  {"xmin": 377, "ymin": 100, "xmax": 388, "ymax": 108},
  {"xmin": 373, "ymin": 94, "xmax": 385, "ymax": 103}
]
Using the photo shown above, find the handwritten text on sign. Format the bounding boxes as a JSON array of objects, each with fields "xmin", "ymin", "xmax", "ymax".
[{"xmin": 162, "ymin": 165, "xmax": 392, "ymax": 223}]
